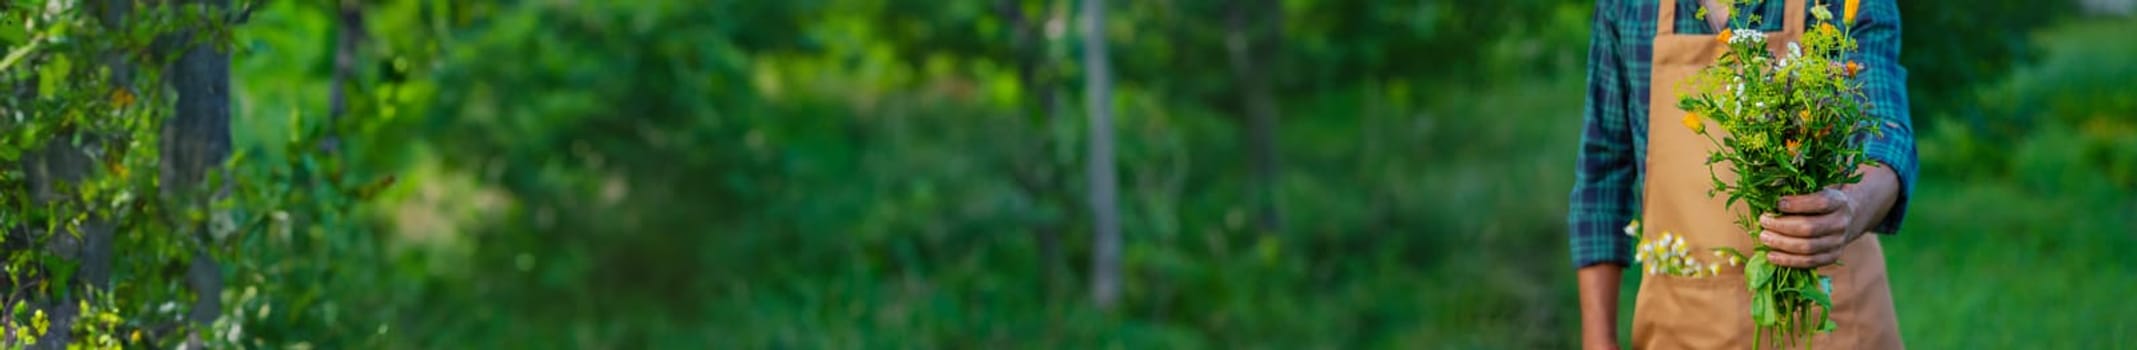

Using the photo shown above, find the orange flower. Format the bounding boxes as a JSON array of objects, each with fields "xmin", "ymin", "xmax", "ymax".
[
  {"xmin": 1717, "ymin": 29, "xmax": 1732, "ymax": 44},
  {"xmin": 1819, "ymin": 23, "xmax": 1839, "ymax": 36},
  {"xmin": 1844, "ymin": 0, "xmax": 1861, "ymax": 25},
  {"xmin": 1786, "ymin": 138, "xmax": 1802, "ymax": 156},
  {"xmin": 110, "ymin": 88, "xmax": 135, "ymax": 108},
  {"xmin": 1845, "ymin": 61, "xmax": 1863, "ymax": 77},
  {"xmin": 1683, "ymin": 113, "xmax": 1705, "ymax": 134},
  {"xmin": 105, "ymin": 158, "xmax": 126, "ymax": 178}
]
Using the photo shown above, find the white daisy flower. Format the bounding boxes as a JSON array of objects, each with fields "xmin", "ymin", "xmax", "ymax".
[{"xmin": 1730, "ymin": 29, "xmax": 1766, "ymax": 44}]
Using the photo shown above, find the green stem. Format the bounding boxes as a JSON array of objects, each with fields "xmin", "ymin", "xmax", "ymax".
[
  {"xmin": 1754, "ymin": 323, "xmax": 1763, "ymax": 350},
  {"xmin": 1809, "ymin": 312, "xmax": 1817, "ymax": 350},
  {"xmin": 0, "ymin": 35, "xmax": 45, "ymax": 72}
]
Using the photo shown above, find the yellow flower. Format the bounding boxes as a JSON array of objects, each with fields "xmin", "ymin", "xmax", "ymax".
[
  {"xmin": 1844, "ymin": 0, "xmax": 1861, "ymax": 25},
  {"xmin": 1683, "ymin": 113, "xmax": 1704, "ymax": 134},
  {"xmin": 109, "ymin": 88, "xmax": 135, "ymax": 108},
  {"xmin": 1799, "ymin": 110, "xmax": 1813, "ymax": 124}
]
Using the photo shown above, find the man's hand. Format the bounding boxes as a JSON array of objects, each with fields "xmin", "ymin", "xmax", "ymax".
[{"xmin": 1758, "ymin": 165, "xmax": 1900, "ymax": 268}]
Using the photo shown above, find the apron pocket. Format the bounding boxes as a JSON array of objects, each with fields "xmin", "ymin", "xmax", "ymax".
[{"xmin": 1634, "ymin": 272, "xmax": 1755, "ymax": 348}]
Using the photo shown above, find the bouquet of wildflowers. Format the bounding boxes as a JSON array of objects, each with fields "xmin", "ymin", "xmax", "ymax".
[{"xmin": 1665, "ymin": 0, "xmax": 1877, "ymax": 348}]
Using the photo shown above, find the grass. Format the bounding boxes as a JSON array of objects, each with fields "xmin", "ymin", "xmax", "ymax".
[{"xmin": 1885, "ymin": 179, "xmax": 2137, "ymax": 348}]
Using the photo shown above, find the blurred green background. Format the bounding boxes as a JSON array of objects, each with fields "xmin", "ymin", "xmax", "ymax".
[{"xmin": 224, "ymin": 0, "xmax": 2136, "ymax": 347}]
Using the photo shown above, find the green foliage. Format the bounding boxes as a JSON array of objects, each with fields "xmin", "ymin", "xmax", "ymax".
[
  {"xmin": 1949, "ymin": 19, "xmax": 2137, "ymax": 190},
  {"xmin": 1, "ymin": 2, "xmax": 219, "ymax": 347},
  {"xmin": 1898, "ymin": 0, "xmax": 2077, "ymax": 129},
  {"xmin": 6, "ymin": 0, "xmax": 2125, "ymax": 348},
  {"xmin": 0, "ymin": 0, "xmax": 376, "ymax": 347},
  {"xmin": 1893, "ymin": 27, "xmax": 2137, "ymax": 349},
  {"xmin": 2, "ymin": 0, "xmax": 387, "ymax": 348},
  {"xmin": 259, "ymin": 0, "xmax": 1592, "ymax": 347}
]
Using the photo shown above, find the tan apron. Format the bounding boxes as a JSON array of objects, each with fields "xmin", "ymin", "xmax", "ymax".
[{"xmin": 1632, "ymin": 0, "xmax": 1904, "ymax": 348}]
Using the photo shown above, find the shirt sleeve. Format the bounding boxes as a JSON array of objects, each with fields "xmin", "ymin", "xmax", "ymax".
[
  {"xmin": 1851, "ymin": 0, "xmax": 1917, "ymax": 234},
  {"xmin": 1568, "ymin": 0, "xmax": 1637, "ymax": 268}
]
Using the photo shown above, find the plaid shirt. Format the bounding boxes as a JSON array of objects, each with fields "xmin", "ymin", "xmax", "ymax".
[{"xmin": 1569, "ymin": 0, "xmax": 1917, "ymax": 268}]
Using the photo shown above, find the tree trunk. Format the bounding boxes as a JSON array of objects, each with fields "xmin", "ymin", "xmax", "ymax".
[
  {"xmin": 81, "ymin": 0, "xmax": 129, "ymax": 295},
  {"xmin": 164, "ymin": 0, "xmax": 233, "ymax": 344},
  {"xmin": 24, "ymin": 0, "xmax": 132, "ymax": 346},
  {"xmin": 998, "ymin": 0, "xmax": 1068, "ymax": 299},
  {"xmin": 1081, "ymin": 0, "xmax": 1122, "ymax": 310},
  {"xmin": 1227, "ymin": 0, "xmax": 1282, "ymax": 233},
  {"xmin": 325, "ymin": 0, "xmax": 364, "ymax": 155},
  {"xmin": 22, "ymin": 138, "xmax": 109, "ymax": 350}
]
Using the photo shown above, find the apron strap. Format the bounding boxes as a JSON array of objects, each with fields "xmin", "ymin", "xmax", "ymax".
[
  {"xmin": 1656, "ymin": 0, "xmax": 1810, "ymax": 37},
  {"xmin": 1656, "ymin": 0, "xmax": 1679, "ymax": 36}
]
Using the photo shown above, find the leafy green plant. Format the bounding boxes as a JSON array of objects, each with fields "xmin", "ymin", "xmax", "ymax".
[{"xmin": 1, "ymin": 1, "xmax": 386, "ymax": 347}]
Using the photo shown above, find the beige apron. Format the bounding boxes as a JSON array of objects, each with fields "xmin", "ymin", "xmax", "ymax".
[{"xmin": 1632, "ymin": 0, "xmax": 1903, "ymax": 348}]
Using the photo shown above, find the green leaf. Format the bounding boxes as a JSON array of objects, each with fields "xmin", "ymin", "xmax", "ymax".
[
  {"xmin": 1752, "ymin": 293, "xmax": 1776, "ymax": 325},
  {"xmin": 0, "ymin": 23, "xmax": 24, "ymax": 44},
  {"xmin": 1784, "ymin": 286, "xmax": 1838, "ymax": 333},
  {"xmin": 0, "ymin": 36, "xmax": 41, "ymax": 72},
  {"xmin": 50, "ymin": 259, "xmax": 77, "ymax": 299},
  {"xmin": 1784, "ymin": 286, "xmax": 1835, "ymax": 311},
  {"xmin": 1747, "ymin": 252, "xmax": 1772, "ymax": 290},
  {"xmin": 38, "ymin": 55, "xmax": 70, "ymax": 96}
]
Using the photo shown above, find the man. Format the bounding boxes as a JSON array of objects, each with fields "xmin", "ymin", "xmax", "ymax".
[{"xmin": 1568, "ymin": 0, "xmax": 1916, "ymax": 348}]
